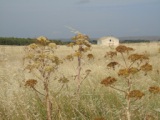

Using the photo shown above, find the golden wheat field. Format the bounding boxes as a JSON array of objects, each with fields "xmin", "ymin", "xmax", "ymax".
[{"xmin": 0, "ymin": 42, "xmax": 160, "ymax": 120}]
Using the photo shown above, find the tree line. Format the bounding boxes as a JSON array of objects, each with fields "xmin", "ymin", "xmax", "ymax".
[
  {"xmin": 0, "ymin": 37, "xmax": 69, "ymax": 45},
  {"xmin": 1, "ymin": 37, "xmax": 157, "ymax": 46}
]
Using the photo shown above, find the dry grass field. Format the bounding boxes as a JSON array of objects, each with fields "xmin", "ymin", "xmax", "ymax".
[{"xmin": 0, "ymin": 42, "xmax": 160, "ymax": 120}]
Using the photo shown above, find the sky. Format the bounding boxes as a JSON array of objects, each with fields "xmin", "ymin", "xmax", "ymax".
[{"xmin": 0, "ymin": 0, "xmax": 160, "ymax": 39}]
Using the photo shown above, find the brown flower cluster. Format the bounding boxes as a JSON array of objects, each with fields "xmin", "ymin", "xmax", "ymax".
[
  {"xmin": 104, "ymin": 51, "xmax": 117, "ymax": 59},
  {"xmin": 87, "ymin": 54, "xmax": 94, "ymax": 60},
  {"xmin": 58, "ymin": 77, "xmax": 69, "ymax": 83},
  {"xmin": 72, "ymin": 33, "xmax": 90, "ymax": 46},
  {"xmin": 65, "ymin": 54, "xmax": 74, "ymax": 61},
  {"xmin": 72, "ymin": 33, "xmax": 89, "ymax": 41},
  {"xmin": 128, "ymin": 90, "xmax": 145, "ymax": 99},
  {"xmin": 67, "ymin": 42, "xmax": 74, "ymax": 47},
  {"xmin": 107, "ymin": 61, "xmax": 119, "ymax": 70},
  {"xmin": 116, "ymin": 45, "xmax": 134, "ymax": 53},
  {"xmin": 149, "ymin": 86, "xmax": 160, "ymax": 94},
  {"xmin": 140, "ymin": 63, "xmax": 152, "ymax": 73},
  {"xmin": 118, "ymin": 67, "xmax": 139, "ymax": 77},
  {"xmin": 85, "ymin": 69, "xmax": 91, "ymax": 74},
  {"xmin": 101, "ymin": 76, "xmax": 117, "ymax": 86},
  {"xmin": 128, "ymin": 54, "xmax": 149, "ymax": 62},
  {"xmin": 36, "ymin": 36, "xmax": 50, "ymax": 46},
  {"xmin": 25, "ymin": 79, "xmax": 37, "ymax": 88}
]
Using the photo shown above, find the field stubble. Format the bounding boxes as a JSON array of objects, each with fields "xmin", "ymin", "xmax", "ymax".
[{"xmin": 0, "ymin": 43, "xmax": 160, "ymax": 120}]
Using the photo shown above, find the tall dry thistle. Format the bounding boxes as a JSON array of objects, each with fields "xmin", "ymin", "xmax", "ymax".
[
  {"xmin": 24, "ymin": 36, "xmax": 62, "ymax": 120},
  {"xmin": 101, "ymin": 45, "xmax": 153, "ymax": 120},
  {"xmin": 66, "ymin": 33, "xmax": 92, "ymax": 94}
]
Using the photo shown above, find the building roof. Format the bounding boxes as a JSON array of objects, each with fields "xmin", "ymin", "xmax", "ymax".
[{"xmin": 97, "ymin": 36, "xmax": 119, "ymax": 41}]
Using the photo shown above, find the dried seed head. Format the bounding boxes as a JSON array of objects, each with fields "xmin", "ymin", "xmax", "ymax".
[
  {"xmin": 84, "ymin": 42, "xmax": 91, "ymax": 47},
  {"xmin": 78, "ymin": 46, "xmax": 85, "ymax": 52},
  {"xmin": 58, "ymin": 77, "xmax": 69, "ymax": 83},
  {"xmin": 49, "ymin": 43, "xmax": 57, "ymax": 48},
  {"xmin": 29, "ymin": 43, "xmax": 38, "ymax": 49},
  {"xmin": 72, "ymin": 33, "xmax": 89, "ymax": 41},
  {"xmin": 128, "ymin": 54, "xmax": 149, "ymax": 62},
  {"xmin": 36, "ymin": 36, "xmax": 50, "ymax": 45},
  {"xmin": 126, "ymin": 47, "xmax": 134, "ymax": 52},
  {"xmin": 140, "ymin": 63, "xmax": 152, "ymax": 74},
  {"xmin": 118, "ymin": 67, "xmax": 139, "ymax": 77},
  {"xmin": 105, "ymin": 51, "xmax": 117, "ymax": 59},
  {"xmin": 74, "ymin": 51, "xmax": 82, "ymax": 58},
  {"xmin": 87, "ymin": 54, "xmax": 94, "ymax": 60},
  {"xmin": 101, "ymin": 76, "xmax": 117, "ymax": 86},
  {"xmin": 67, "ymin": 42, "xmax": 75, "ymax": 47},
  {"xmin": 53, "ymin": 56, "xmax": 62, "ymax": 65},
  {"xmin": 149, "ymin": 86, "xmax": 160, "ymax": 94},
  {"xmin": 85, "ymin": 69, "xmax": 91, "ymax": 74},
  {"xmin": 128, "ymin": 90, "xmax": 145, "ymax": 99},
  {"xmin": 118, "ymin": 68, "xmax": 130, "ymax": 77},
  {"xmin": 107, "ymin": 62, "xmax": 119, "ymax": 70},
  {"xmin": 25, "ymin": 79, "xmax": 37, "ymax": 88},
  {"xmin": 145, "ymin": 114, "xmax": 155, "ymax": 120},
  {"xmin": 128, "ymin": 67, "xmax": 139, "ymax": 74},
  {"xmin": 66, "ymin": 54, "xmax": 74, "ymax": 61},
  {"xmin": 116, "ymin": 45, "xmax": 128, "ymax": 53},
  {"xmin": 44, "ymin": 66, "xmax": 54, "ymax": 72}
]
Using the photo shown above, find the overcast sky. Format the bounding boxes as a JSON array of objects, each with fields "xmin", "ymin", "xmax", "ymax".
[{"xmin": 0, "ymin": 0, "xmax": 160, "ymax": 39}]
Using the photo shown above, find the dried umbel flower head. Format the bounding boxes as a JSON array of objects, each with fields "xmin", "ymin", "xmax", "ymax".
[
  {"xmin": 29, "ymin": 43, "xmax": 38, "ymax": 49},
  {"xmin": 128, "ymin": 90, "xmax": 145, "ymax": 99},
  {"xmin": 104, "ymin": 51, "xmax": 117, "ymax": 59},
  {"xmin": 116, "ymin": 45, "xmax": 128, "ymax": 53},
  {"xmin": 72, "ymin": 33, "xmax": 89, "ymax": 41},
  {"xmin": 48, "ymin": 43, "xmax": 57, "ymax": 49},
  {"xmin": 107, "ymin": 61, "xmax": 119, "ymax": 70},
  {"xmin": 25, "ymin": 79, "xmax": 37, "ymax": 88},
  {"xmin": 116, "ymin": 45, "xmax": 134, "ymax": 54},
  {"xmin": 128, "ymin": 54, "xmax": 149, "ymax": 62},
  {"xmin": 140, "ymin": 63, "xmax": 152, "ymax": 75},
  {"xmin": 126, "ymin": 47, "xmax": 134, "ymax": 52},
  {"xmin": 65, "ymin": 54, "xmax": 74, "ymax": 61},
  {"xmin": 58, "ymin": 76, "xmax": 69, "ymax": 83},
  {"xmin": 85, "ymin": 69, "xmax": 91, "ymax": 74},
  {"xmin": 145, "ymin": 114, "xmax": 155, "ymax": 120},
  {"xmin": 36, "ymin": 36, "xmax": 50, "ymax": 46},
  {"xmin": 118, "ymin": 67, "xmax": 139, "ymax": 77},
  {"xmin": 72, "ymin": 33, "xmax": 91, "ymax": 50},
  {"xmin": 149, "ymin": 86, "xmax": 160, "ymax": 94},
  {"xmin": 74, "ymin": 51, "xmax": 82, "ymax": 58},
  {"xmin": 87, "ymin": 53, "xmax": 94, "ymax": 60},
  {"xmin": 67, "ymin": 42, "xmax": 75, "ymax": 47},
  {"xmin": 118, "ymin": 68, "xmax": 130, "ymax": 77},
  {"xmin": 128, "ymin": 67, "xmax": 139, "ymax": 74},
  {"xmin": 101, "ymin": 76, "xmax": 117, "ymax": 86}
]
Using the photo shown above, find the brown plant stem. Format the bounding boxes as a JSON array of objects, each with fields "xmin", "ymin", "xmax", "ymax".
[
  {"xmin": 77, "ymin": 55, "xmax": 82, "ymax": 94},
  {"xmin": 32, "ymin": 87, "xmax": 45, "ymax": 96},
  {"xmin": 110, "ymin": 85, "xmax": 127, "ymax": 94},
  {"xmin": 126, "ymin": 78, "xmax": 131, "ymax": 120},
  {"xmin": 45, "ymin": 80, "xmax": 52, "ymax": 120},
  {"xmin": 121, "ymin": 53, "xmax": 128, "ymax": 68}
]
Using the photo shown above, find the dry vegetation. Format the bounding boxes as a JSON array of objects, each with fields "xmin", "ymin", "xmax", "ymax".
[{"xmin": 0, "ymin": 39, "xmax": 160, "ymax": 120}]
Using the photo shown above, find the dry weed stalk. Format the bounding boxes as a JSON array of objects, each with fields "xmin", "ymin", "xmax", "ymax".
[
  {"xmin": 24, "ymin": 36, "xmax": 62, "ymax": 120},
  {"xmin": 66, "ymin": 33, "xmax": 92, "ymax": 94},
  {"xmin": 101, "ymin": 45, "xmax": 153, "ymax": 120}
]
